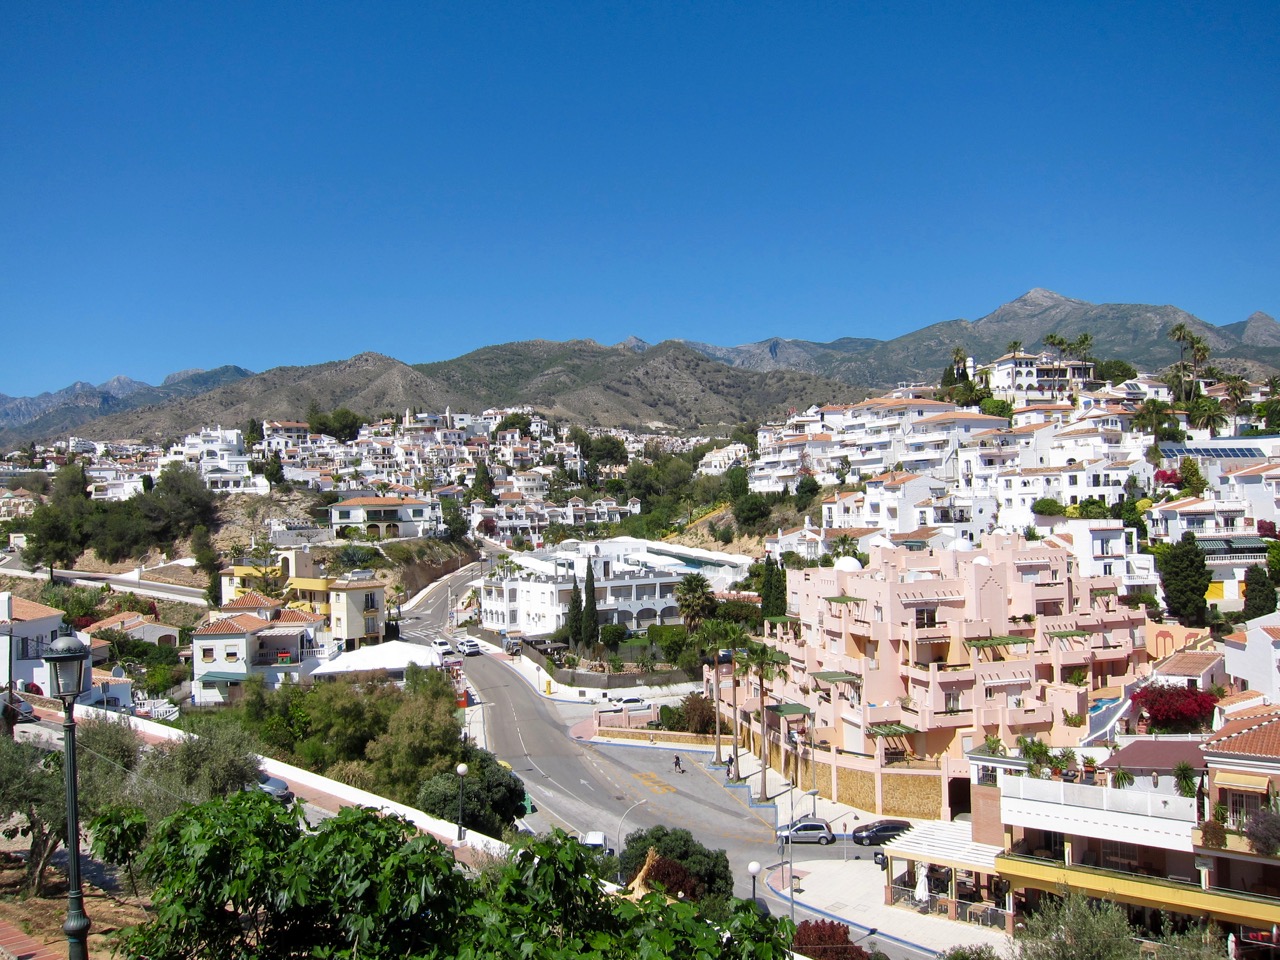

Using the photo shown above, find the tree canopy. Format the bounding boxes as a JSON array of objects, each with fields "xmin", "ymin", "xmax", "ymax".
[
  {"xmin": 121, "ymin": 797, "xmax": 788, "ymax": 960},
  {"xmin": 1158, "ymin": 532, "xmax": 1211, "ymax": 626}
]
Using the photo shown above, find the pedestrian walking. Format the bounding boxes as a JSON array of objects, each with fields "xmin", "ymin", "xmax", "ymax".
[
  {"xmin": 725, "ymin": 759, "xmax": 736, "ymax": 782},
  {"xmin": 673, "ymin": 754, "xmax": 684, "ymax": 774}
]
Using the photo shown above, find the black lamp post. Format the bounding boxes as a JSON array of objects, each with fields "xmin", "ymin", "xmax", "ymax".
[
  {"xmin": 44, "ymin": 635, "xmax": 91, "ymax": 960},
  {"xmin": 456, "ymin": 762, "xmax": 468, "ymax": 841}
]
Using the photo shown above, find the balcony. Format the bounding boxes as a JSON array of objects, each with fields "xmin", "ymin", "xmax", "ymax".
[
  {"xmin": 994, "ymin": 852, "xmax": 1280, "ymax": 928},
  {"xmin": 1002, "ymin": 775, "xmax": 1194, "ymax": 852}
]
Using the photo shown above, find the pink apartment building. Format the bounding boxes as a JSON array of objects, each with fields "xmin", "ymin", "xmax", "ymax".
[{"xmin": 716, "ymin": 535, "xmax": 1154, "ymax": 820}]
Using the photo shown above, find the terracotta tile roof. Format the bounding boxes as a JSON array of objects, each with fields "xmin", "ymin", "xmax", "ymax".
[
  {"xmin": 1204, "ymin": 709, "xmax": 1280, "ymax": 758},
  {"xmin": 223, "ymin": 592, "xmax": 283, "ymax": 611},
  {"xmin": 1262, "ymin": 627, "xmax": 1280, "ymax": 642},
  {"xmin": 1216, "ymin": 690, "xmax": 1265, "ymax": 709},
  {"xmin": 890, "ymin": 527, "xmax": 942, "ymax": 542},
  {"xmin": 85, "ymin": 611, "xmax": 154, "ymax": 633},
  {"xmin": 195, "ymin": 614, "xmax": 271, "ymax": 636},
  {"xmin": 275, "ymin": 609, "xmax": 325, "ymax": 624},
  {"xmin": 1159, "ymin": 651, "xmax": 1223, "ymax": 676},
  {"xmin": 1, "ymin": 597, "xmax": 64, "ymax": 623}
]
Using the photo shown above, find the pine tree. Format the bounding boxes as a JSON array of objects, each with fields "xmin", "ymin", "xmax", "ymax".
[
  {"xmin": 1158, "ymin": 532, "xmax": 1211, "ymax": 626},
  {"xmin": 582, "ymin": 563, "xmax": 599, "ymax": 646},
  {"xmin": 567, "ymin": 577, "xmax": 582, "ymax": 646}
]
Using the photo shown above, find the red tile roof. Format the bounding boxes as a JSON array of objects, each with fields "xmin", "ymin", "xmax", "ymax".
[{"xmin": 223, "ymin": 592, "xmax": 282, "ymax": 611}]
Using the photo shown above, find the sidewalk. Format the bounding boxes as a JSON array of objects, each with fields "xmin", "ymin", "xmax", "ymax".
[{"xmin": 0, "ymin": 917, "xmax": 64, "ymax": 960}]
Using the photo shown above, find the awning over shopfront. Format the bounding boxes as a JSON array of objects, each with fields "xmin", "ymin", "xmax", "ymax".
[
  {"xmin": 1215, "ymin": 771, "xmax": 1271, "ymax": 793},
  {"xmin": 883, "ymin": 821, "xmax": 1002, "ymax": 873}
]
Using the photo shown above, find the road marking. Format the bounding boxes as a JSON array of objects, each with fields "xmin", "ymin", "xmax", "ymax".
[{"xmin": 633, "ymin": 771, "xmax": 676, "ymax": 794}]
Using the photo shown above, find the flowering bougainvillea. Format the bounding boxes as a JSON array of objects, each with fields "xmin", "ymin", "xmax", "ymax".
[{"xmin": 1130, "ymin": 684, "xmax": 1218, "ymax": 733}]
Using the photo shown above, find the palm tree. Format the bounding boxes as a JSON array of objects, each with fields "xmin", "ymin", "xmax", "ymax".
[
  {"xmin": 738, "ymin": 640, "xmax": 789, "ymax": 802},
  {"xmin": 1133, "ymin": 398, "xmax": 1174, "ymax": 436},
  {"xmin": 1068, "ymin": 332, "xmax": 1093, "ymax": 361},
  {"xmin": 1187, "ymin": 398, "xmax": 1228, "ymax": 438},
  {"xmin": 1169, "ymin": 322, "xmax": 1192, "ymax": 401},
  {"xmin": 696, "ymin": 620, "xmax": 748, "ymax": 765},
  {"xmin": 1223, "ymin": 376, "xmax": 1249, "ymax": 434},
  {"xmin": 1189, "ymin": 337, "xmax": 1211, "ymax": 398},
  {"xmin": 828, "ymin": 534, "xmax": 856, "ymax": 559},
  {"xmin": 1041, "ymin": 333, "xmax": 1068, "ymax": 396},
  {"xmin": 1005, "ymin": 340, "xmax": 1023, "ymax": 356},
  {"xmin": 951, "ymin": 346, "xmax": 968, "ymax": 380},
  {"xmin": 674, "ymin": 573, "xmax": 716, "ymax": 636}
]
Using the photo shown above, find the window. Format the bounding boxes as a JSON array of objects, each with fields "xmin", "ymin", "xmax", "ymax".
[
  {"xmin": 201, "ymin": 647, "xmax": 214, "ymax": 663},
  {"xmin": 915, "ymin": 608, "xmax": 938, "ymax": 629},
  {"xmin": 337, "ymin": 509, "xmax": 350, "ymax": 520},
  {"xmin": 364, "ymin": 616, "xmax": 379, "ymax": 636},
  {"xmin": 1103, "ymin": 563, "xmax": 1113, "ymax": 576},
  {"xmin": 226, "ymin": 646, "xmax": 239, "ymax": 662}
]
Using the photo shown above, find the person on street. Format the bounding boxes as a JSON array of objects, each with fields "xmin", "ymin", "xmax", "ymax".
[{"xmin": 673, "ymin": 754, "xmax": 684, "ymax": 774}]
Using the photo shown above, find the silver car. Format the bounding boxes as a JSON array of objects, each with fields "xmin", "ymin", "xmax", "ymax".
[{"xmin": 776, "ymin": 818, "xmax": 835, "ymax": 845}]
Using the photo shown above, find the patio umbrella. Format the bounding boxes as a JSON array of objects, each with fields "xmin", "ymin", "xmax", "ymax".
[
  {"xmin": 915, "ymin": 867, "xmax": 929, "ymax": 902},
  {"xmin": 1227, "ymin": 932, "xmax": 1235, "ymax": 959}
]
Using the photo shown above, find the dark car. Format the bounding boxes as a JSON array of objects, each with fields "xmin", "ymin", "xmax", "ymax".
[
  {"xmin": 2, "ymin": 692, "xmax": 35, "ymax": 724},
  {"xmin": 850, "ymin": 819, "xmax": 911, "ymax": 846},
  {"xmin": 256, "ymin": 772, "xmax": 295, "ymax": 804}
]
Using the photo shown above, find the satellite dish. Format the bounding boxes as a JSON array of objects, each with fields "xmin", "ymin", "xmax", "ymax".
[{"xmin": 110, "ymin": 665, "xmax": 126, "ymax": 679}]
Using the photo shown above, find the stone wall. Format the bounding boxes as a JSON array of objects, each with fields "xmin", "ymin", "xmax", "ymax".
[
  {"xmin": 881, "ymin": 771, "xmax": 943, "ymax": 819},
  {"xmin": 836, "ymin": 766, "xmax": 877, "ymax": 812}
]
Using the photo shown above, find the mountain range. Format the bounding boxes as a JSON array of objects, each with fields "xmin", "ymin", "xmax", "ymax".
[{"xmin": 3, "ymin": 290, "xmax": 1276, "ymax": 448}]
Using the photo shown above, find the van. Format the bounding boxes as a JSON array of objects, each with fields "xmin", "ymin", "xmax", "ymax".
[{"xmin": 580, "ymin": 831, "xmax": 614, "ymax": 856}]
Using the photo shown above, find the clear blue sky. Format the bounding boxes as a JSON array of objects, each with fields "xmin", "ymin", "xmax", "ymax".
[{"xmin": 3, "ymin": 2, "xmax": 1277, "ymax": 397}]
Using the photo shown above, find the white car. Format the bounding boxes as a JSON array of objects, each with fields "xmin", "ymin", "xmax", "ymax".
[
  {"xmin": 457, "ymin": 638, "xmax": 482, "ymax": 656},
  {"xmin": 431, "ymin": 637, "xmax": 454, "ymax": 656},
  {"xmin": 613, "ymin": 696, "xmax": 647, "ymax": 709}
]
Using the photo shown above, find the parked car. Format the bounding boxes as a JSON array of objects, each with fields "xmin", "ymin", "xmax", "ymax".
[
  {"xmin": 613, "ymin": 695, "xmax": 647, "ymax": 709},
  {"xmin": 457, "ymin": 638, "xmax": 482, "ymax": 656},
  {"xmin": 431, "ymin": 637, "xmax": 454, "ymax": 655},
  {"xmin": 850, "ymin": 819, "xmax": 911, "ymax": 846},
  {"xmin": 1, "ymin": 691, "xmax": 35, "ymax": 724},
  {"xmin": 255, "ymin": 772, "xmax": 295, "ymax": 804},
  {"xmin": 776, "ymin": 817, "xmax": 835, "ymax": 845}
]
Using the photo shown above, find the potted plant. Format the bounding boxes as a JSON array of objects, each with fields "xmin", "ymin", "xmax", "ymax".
[{"xmin": 1112, "ymin": 766, "xmax": 1135, "ymax": 790}]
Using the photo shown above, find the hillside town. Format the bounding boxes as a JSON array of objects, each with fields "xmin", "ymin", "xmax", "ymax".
[{"xmin": 6, "ymin": 346, "xmax": 1280, "ymax": 956}]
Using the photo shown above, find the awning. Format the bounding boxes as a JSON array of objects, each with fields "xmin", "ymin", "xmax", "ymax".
[
  {"xmin": 1216, "ymin": 771, "xmax": 1271, "ymax": 793},
  {"xmin": 811, "ymin": 671, "xmax": 861, "ymax": 683},
  {"xmin": 966, "ymin": 636, "xmax": 1034, "ymax": 648},
  {"xmin": 825, "ymin": 596, "xmax": 865, "ymax": 604},
  {"xmin": 981, "ymin": 676, "xmax": 1031, "ymax": 688},
  {"xmin": 869, "ymin": 722, "xmax": 919, "ymax": 736},
  {"xmin": 1048, "ymin": 630, "xmax": 1090, "ymax": 638},
  {"xmin": 914, "ymin": 636, "xmax": 951, "ymax": 644},
  {"xmin": 765, "ymin": 615, "xmax": 800, "ymax": 624},
  {"xmin": 883, "ymin": 821, "xmax": 1002, "ymax": 872},
  {"xmin": 198, "ymin": 671, "xmax": 248, "ymax": 683},
  {"xmin": 766, "ymin": 703, "xmax": 813, "ymax": 717}
]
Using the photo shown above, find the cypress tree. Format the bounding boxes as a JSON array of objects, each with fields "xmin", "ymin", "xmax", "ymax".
[
  {"xmin": 583, "ymin": 563, "xmax": 599, "ymax": 647},
  {"xmin": 1243, "ymin": 564, "xmax": 1278, "ymax": 620},
  {"xmin": 1158, "ymin": 532, "xmax": 1211, "ymax": 626},
  {"xmin": 567, "ymin": 576, "xmax": 582, "ymax": 646}
]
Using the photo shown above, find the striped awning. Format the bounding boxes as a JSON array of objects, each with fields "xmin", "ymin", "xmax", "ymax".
[
  {"xmin": 981, "ymin": 676, "xmax": 1031, "ymax": 688},
  {"xmin": 1216, "ymin": 771, "xmax": 1271, "ymax": 793}
]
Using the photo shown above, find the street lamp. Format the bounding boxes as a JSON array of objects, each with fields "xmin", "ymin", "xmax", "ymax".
[
  {"xmin": 455, "ymin": 762, "xmax": 469, "ymax": 841},
  {"xmin": 804, "ymin": 788, "xmax": 819, "ymax": 819},
  {"xmin": 43, "ymin": 635, "xmax": 91, "ymax": 960},
  {"xmin": 747, "ymin": 860, "xmax": 762, "ymax": 902},
  {"xmin": 616, "ymin": 798, "xmax": 647, "ymax": 883}
]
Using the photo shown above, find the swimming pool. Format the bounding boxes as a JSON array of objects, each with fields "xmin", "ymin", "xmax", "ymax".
[{"xmin": 1089, "ymin": 697, "xmax": 1121, "ymax": 715}]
